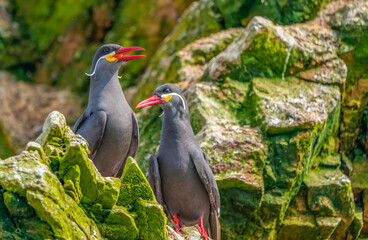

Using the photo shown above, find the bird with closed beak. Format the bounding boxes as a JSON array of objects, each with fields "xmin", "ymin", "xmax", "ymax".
[
  {"xmin": 73, "ymin": 44, "xmax": 145, "ymax": 178},
  {"xmin": 136, "ymin": 83, "xmax": 221, "ymax": 240}
]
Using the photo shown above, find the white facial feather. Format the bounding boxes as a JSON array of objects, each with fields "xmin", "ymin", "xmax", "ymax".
[
  {"xmin": 161, "ymin": 93, "xmax": 186, "ymax": 110},
  {"xmin": 85, "ymin": 52, "xmax": 116, "ymax": 77}
]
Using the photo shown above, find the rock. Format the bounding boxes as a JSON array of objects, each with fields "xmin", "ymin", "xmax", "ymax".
[
  {"xmin": 2, "ymin": 0, "xmax": 368, "ymax": 239},
  {"xmin": 205, "ymin": 16, "xmax": 345, "ymax": 85},
  {"xmin": 214, "ymin": 0, "xmax": 327, "ymax": 27},
  {"xmin": 0, "ymin": 111, "xmax": 169, "ymax": 239},
  {"xmin": 328, "ymin": 0, "xmax": 368, "ymax": 154},
  {"xmin": 135, "ymin": 0, "xmax": 366, "ymax": 238},
  {"xmin": 277, "ymin": 215, "xmax": 340, "ymax": 240},
  {"xmin": 135, "ymin": 29, "xmax": 244, "ymax": 170},
  {"xmin": 167, "ymin": 225, "xmax": 202, "ymax": 240},
  {"xmin": 133, "ymin": 0, "xmax": 223, "ymax": 105}
]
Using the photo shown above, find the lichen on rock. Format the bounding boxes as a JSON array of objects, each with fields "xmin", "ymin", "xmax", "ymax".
[
  {"xmin": 0, "ymin": 111, "xmax": 169, "ymax": 239},
  {"xmin": 135, "ymin": 1, "xmax": 365, "ymax": 239}
]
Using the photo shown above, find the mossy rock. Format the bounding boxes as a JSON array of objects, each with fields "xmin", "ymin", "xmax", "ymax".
[
  {"xmin": 0, "ymin": 111, "xmax": 168, "ymax": 239},
  {"xmin": 133, "ymin": 0, "xmax": 223, "ymax": 105},
  {"xmin": 214, "ymin": 0, "xmax": 327, "ymax": 27},
  {"xmin": 205, "ymin": 16, "xmax": 346, "ymax": 85},
  {"xmin": 277, "ymin": 215, "xmax": 340, "ymax": 240}
]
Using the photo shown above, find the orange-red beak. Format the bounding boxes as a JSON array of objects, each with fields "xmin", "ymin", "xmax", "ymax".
[
  {"xmin": 136, "ymin": 95, "xmax": 163, "ymax": 109},
  {"xmin": 115, "ymin": 46, "xmax": 145, "ymax": 62}
]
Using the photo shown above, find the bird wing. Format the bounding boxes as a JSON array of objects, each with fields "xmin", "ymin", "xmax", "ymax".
[
  {"xmin": 191, "ymin": 152, "xmax": 221, "ymax": 239},
  {"xmin": 148, "ymin": 155, "xmax": 172, "ymax": 220},
  {"xmin": 193, "ymin": 152, "xmax": 221, "ymax": 215},
  {"xmin": 73, "ymin": 110, "xmax": 107, "ymax": 157},
  {"xmin": 115, "ymin": 112, "xmax": 139, "ymax": 178},
  {"xmin": 127, "ymin": 112, "xmax": 139, "ymax": 158}
]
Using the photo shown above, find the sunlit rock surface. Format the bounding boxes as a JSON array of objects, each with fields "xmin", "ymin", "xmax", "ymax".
[
  {"xmin": 0, "ymin": 111, "xmax": 168, "ymax": 239},
  {"xmin": 1, "ymin": 0, "xmax": 368, "ymax": 239},
  {"xmin": 136, "ymin": 0, "xmax": 367, "ymax": 239}
]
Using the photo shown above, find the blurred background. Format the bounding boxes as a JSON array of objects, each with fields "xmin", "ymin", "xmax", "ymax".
[
  {"xmin": 0, "ymin": 0, "xmax": 194, "ymax": 157},
  {"xmin": 1, "ymin": 0, "xmax": 368, "ymax": 239}
]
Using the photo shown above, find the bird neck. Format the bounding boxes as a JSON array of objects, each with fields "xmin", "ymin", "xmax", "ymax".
[
  {"xmin": 161, "ymin": 109, "xmax": 196, "ymax": 143},
  {"xmin": 88, "ymin": 69, "xmax": 126, "ymax": 107}
]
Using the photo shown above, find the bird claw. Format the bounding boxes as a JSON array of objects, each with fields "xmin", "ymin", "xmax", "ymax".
[
  {"xmin": 196, "ymin": 216, "xmax": 209, "ymax": 239},
  {"xmin": 175, "ymin": 226, "xmax": 183, "ymax": 232},
  {"xmin": 173, "ymin": 215, "xmax": 183, "ymax": 232},
  {"xmin": 196, "ymin": 224, "xmax": 209, "ymax": 239}
]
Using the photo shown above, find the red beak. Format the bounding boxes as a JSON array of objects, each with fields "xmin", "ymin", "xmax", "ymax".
[
  {"xmin": 115, "ymin": 46, "xmax": 145, "ymax": 62},
  {"xmin": 136, "ymin": 95, "xmax": 163, "ymax": 109}
]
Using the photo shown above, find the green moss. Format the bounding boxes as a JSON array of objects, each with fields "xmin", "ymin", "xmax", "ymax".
[
  {"xmin": 0, "ymin": 191, "xmax": 17, "ymax": 238},
  {"xmin": 12, "ymin": 0, "xmax": 98, "ymax": 52},
  {"xmin": 219, "ymin": 187, "xmax": 262, "ymax": 216},
  {"xmin": 258, "ymin": 115, "xmax": 341, "ymax": 238},
  {"xmin": 243, "ymin": 0, "xmax": 283, "ymax": 26},
  {"xmin": 351, "ymin": 151, "xmax": 368, "ymax": 189},
  {"xmin": 118, "ymin": 157, "xmax": 155, "ymax": 207},
  {"xmin": 277, "ymin": 215, "xmax": 318, "ymax": 240},
  {"xmin": 17, "ymin": 217, "xmax": 54, "ymax": 240},
  {"xmin": 136, "ymin": 107, "xmax": 163, "ymax": 174},
  {"xmin": 99, "ymin": 206, "xmax": 139, "ymax": 240},
  {"xmin": 280, "ymin": 0, "xmax": 328, "ymax": 25},
  {"xmin": 134, "ymin": 0, "xmax": 223, "ymax": 105},
  {"xmin": 227, "ymin": 27, "xmax": 290, "ymax": 82},
  {"xmin": 0, "ymin": 123, "xmax": 15, "ymax": 159},
  {"xmin": 348, "ymin": 210, "xmax": 363, "ymax": 240},
  {"xmin": 99, "ymin": 177, "xmax": 121, "ymax": 210},
  {"xmin": 214, "ymin": 0, "xmax": 252, "ymax": 27},
  {"xmin": 189, "ymin": 103, "xmax": 206, "ymax": 135},
  {"xmin": 214, "ymin": 0, "xmax": 326, "ymax": 28},
  {"xmin": 3, "ymin": 192, "xmax": 35, "ymax": 218},
  {"xmin": 59, "ymin": 138, "xmax": 105, "ymax": 205},
  {"xmin": 0, "ymin": 111, "xmax": 171, "ymax": 239},
  {"xmin": 304, "ymin": 169, "xmax": 354, "ymax": 218},
  {"xmin": 62, "ymin": 165, "xmax": 82, "ymax": 204},
  {"xmin": 115, "ymin": 158, "xmax": 168, "ymax": 239},
  {"xmin": 163, "ymin": 0, "xmax": 222, "ymax": 56},
  {"xmin": 26, "ymin": 142, "xmax": 48, "ymax": 165},
  {"xmin": 36, "ymin": 111, "xmax": 66, "ymax": 148},
  {"xmin": 0, "ymin": 151, "xmax": 102, "ymax": 239},
  {"xmin": 134, "ymin": 199, "xmax": 168, "ymax": 240}
]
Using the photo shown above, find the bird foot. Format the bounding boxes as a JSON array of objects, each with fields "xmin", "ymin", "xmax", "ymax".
[
  {"xmin": 175, "ymin": 226, "xmax": 183, "ymax": 232},
  {"xmin": 174, "ymin": 215, "xmax": 183, "ymax": 232},
  {"xmin": 196, "ymin": 216, "xmax": 209, "ymax": 239}
]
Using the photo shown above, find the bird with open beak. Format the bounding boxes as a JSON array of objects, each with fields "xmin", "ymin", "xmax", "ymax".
[
  {"xmin": 73, "ymin": 44, "xmax": 145, "ymax": 178},
  {"xmin": 136, "ymin": 84, "xmax": 221, "ymax": 240}
]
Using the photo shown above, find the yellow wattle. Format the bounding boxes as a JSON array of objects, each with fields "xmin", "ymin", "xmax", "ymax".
[
  {"xmin": 105, "ymin": 54, "xmax": 116, "ymax": 62},
  {"xmin": 163, "ymin": 95, "xmax": 172, "ymax": 102}
]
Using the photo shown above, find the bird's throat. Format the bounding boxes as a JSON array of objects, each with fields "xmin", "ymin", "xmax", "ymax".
[
  {"xmin": 88, "ymin": 71, "xmax": 125, "ymax": 107},
  {"xmin": 161, "ymin": 112, "xmax": 195, "ymax": 143}
]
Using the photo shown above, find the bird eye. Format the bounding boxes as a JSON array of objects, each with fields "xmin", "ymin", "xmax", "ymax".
[
  {"xmin": 163, "ymin": 88, "xmax": 170, "ymax": 94},
  {"xmin": 103, "ymin": 48, "xmax": 110, "ymax": 54}
]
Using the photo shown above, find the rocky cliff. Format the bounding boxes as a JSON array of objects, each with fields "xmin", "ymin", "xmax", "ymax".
[
  {"xmin": 0, "ymin": 111, "xmax": 168, "ymax": 239},
  {"xmin": 1, "ymin": 0, "xmax": 368, "ymax": 239},
  {"xmin": 134, "ymin": 0, "xmax": 368, "ymax": 239}
]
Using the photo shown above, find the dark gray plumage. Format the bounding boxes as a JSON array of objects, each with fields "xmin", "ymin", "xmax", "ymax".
[
  {"xmin": 136, "ymin": 84, "xmax": 221, "ymax": 240},
  {"xmin": 73, "ymin": 44, "xmax": 144, "ymax": 177}
]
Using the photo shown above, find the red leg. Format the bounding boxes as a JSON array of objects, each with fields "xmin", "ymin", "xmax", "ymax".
[
  {"xmin": 196, "ymin": 216, "xmax": 209, "ymax": 239},
  {"xmin": 174, "ymin": 215, "xmax": 183, "ymax": 232}
]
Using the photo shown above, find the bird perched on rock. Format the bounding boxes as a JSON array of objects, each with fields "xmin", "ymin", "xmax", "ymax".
[
  {"xmin": 73, "ymin": 44, "xmax": 145, "ymax": 178},
  {"xmin": 136, "ymin": 84, "xmax": 221, "ymax": 240}
]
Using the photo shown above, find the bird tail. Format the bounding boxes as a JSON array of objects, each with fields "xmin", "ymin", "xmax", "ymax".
[{"xmin": 209, "ymin": 208, "xmax": 221, "ymax": 240}]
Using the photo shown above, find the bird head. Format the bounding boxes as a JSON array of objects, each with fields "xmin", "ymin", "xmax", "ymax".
[
  {"xmin": 136, "ymin": 84, "xmax": 187, "ymax": 112},
  {"xmin": 87, "ymin": 44, "xmax": 145, "ymax": 77}
]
